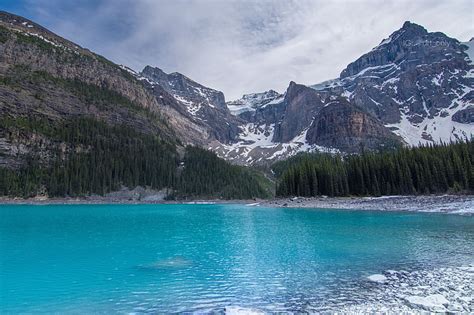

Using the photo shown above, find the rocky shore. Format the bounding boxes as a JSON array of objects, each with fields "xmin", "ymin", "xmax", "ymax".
[
  {"xmin": 258, "ymin": 194, "xmax": 474, "ymax": 215},
  {"xmin": 339, "ymin": 265, "xmax": 474, "ymax": 313},
  {"xmin": 1, "ymin": 192, "xmax": 473, "ymax": 215}
]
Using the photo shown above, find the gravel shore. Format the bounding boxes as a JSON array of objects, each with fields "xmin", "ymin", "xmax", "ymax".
[
  {"xmin": 1, "ymin": 194, "xmax": 473, "ymax": 215},
  {"xmin": 258, "ymin": 194, "xmax": 474, "ymax": 214}
]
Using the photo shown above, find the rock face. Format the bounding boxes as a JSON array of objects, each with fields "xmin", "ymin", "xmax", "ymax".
[
  {"xmin": 0, "ymin": 11, "xmax": 223, "ymax": 168},
  {"xmin": 452, "ymin": 105, "xmax": 474, "ymax": 123},
  {"xmin": 273, "ymin": 82, "xmax": 327, "ymax": 143},
  {"xmin": 306, "ymin": 99, "xmax": 401, "ymax": 153},
  {"xmin": 141, "ymin": 66, "xmax": 226, "ymax": 111}
]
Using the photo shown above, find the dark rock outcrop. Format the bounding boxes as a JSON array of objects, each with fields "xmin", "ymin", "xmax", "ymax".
[
  {"xmin": 452, "ymin": 106, "xmax": 474, "ymax": 124},
  {"xmin": 272, "ymin": 82, "xmax": 327, "ymax": 143},
  {"xmin": 306, "ymin": 99, "xmax": 402, "ymax": 152}
]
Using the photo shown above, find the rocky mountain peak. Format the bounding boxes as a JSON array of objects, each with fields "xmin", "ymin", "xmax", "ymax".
[
  {"xmin": 401, "ymin": 21, "xmax": 426, "ymax": 32},
  {"xmin": 139, "ymin": 65, "xmax": 243, "ymax": 144},
  {"xmin": 340, "ymin": 21, "xmax": 458, "ymax": 79},
  {"xmin": 141, "ymin": 65, "xmax": 168, "ymax": 81},
  {"xmin": 140, "ymin": 65, "xmax": 227, "ymax": 112},
  {"xmin": 310, "ymin": 22, "xmax": 474, "ymax": 146}
]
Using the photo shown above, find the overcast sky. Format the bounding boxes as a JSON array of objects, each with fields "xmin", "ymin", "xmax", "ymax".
[{"xmin": 2, "ymin": 0, "xmax": 473, "ymax": 99}]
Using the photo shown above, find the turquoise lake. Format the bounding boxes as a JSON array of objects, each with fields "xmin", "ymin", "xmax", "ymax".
[{"xmin": 0, "ymin": 204, "xmax": 473, "ymax": 313}]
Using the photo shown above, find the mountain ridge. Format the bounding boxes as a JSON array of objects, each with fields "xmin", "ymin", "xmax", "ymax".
[
  {"xmin": 0, "ymin": 10, "xmax": 272, "ymax": 199},
  {"xmin": 1, "ymin": 11, "xmax": 472, "ymax": 168},
  {"xmin": 216, "ymin": 21, "xmax": 473, "ymax": 164}
]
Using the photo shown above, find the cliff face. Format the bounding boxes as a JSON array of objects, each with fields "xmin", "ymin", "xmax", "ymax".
[
  {"xmin": 0, "ymin": 12, "xmax": 159, "ymax": 112},
  {"xmin": 272, "ymin": 82, "xmax": 326, "ymax": 143},
  {"xmin": 306, "ymin": 100, "xmax": 401, "ymax": 152},
  {"xmin": 215, "ymin": 22, "xmax": 473, "ymax": 165}
]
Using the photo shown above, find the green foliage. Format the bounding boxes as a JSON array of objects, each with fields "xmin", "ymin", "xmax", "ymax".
[
  {"xmin": 272, "ymin": 152, "xmax": 323, "ymax": 178},
  {"xmin": 0, "ymin": 115, "xmax": 57, "ymax": 137},
  {"xmin": 176, "ymin": 146, "xmax": 272, "ymax": 200},
  {"xmin": 0, "ymin": 25, "xmax": 10, "ymax": 43},
  {"xmin": 275, "ymin": 140, "xmax": 474, "ymax": 197},
  {"xmin": 15, "ymin": 31, "xmax": 58, "ymax": 53}
]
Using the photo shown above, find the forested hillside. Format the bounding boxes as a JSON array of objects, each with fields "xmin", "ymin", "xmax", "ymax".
[
  {"xmin": 0, "ymin": 116, "xmax": 177, "ymax": 197},
  {"xmin": 0, "ymin": 118, "xmax": 271, "ymax": 199},
  {"xmin": 275, "ymin": 140, "xmax": 474, "ymax": 197}
]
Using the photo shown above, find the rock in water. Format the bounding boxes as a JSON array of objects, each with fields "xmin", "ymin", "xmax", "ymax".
[
  {"xmin": 137, "ymin": 256, "xmax": 192, "ymax": 270},
  {"xmin": 404, "ymin": 294, "xmax": 449, "ymax": 312},
  {"xmin": 367, "ymin": 274, "xmax": 388, "ymax": 283}
]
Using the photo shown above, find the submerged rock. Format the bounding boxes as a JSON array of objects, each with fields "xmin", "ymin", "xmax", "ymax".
[
  {"xmin": 137, "ymin": 256, "xmax": 192, "ymax": 270},
  {"xmin": 225, "ymin": 306, "xmax": 265, "ymax": 315},
  {"xmin": 404, "ymin": 294, "xmax": 449, "ymax": 312},
  {"xmin": 367, "ymin": 274, "xmax": 388, "ymax": 283}
]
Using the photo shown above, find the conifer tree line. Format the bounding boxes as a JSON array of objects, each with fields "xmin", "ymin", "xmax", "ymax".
[
  {"xmin": 0, "ymin": 117, "xmax": 178, "ymax": 197},
  {"xmin": 275, "ymin": 140, "xmax": 474, "ymax": 197},
  {"xmin": 0, "ymin": 117, "xmax": 270, "ymax": 199},
  {"xmin": 175, "ymin": 146, "xmax": 271, "ymax": 199}
]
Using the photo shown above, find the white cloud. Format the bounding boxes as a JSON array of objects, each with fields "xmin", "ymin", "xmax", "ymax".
[{"xmin": 25, "ymin": 0, "xmax": 474, "ymax": 100}]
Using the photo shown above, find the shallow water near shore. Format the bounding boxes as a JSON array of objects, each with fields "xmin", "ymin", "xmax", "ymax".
[{"xmin": 1, "ymin": 204, "xmax": 473, "ymax": 313}]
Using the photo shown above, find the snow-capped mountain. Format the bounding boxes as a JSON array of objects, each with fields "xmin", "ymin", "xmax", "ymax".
[
  {"xmin": 210, "ymin": 82, "xmax": 401, "ymax": 165},
  {"xmin": 4, "ymin": 10, "xmax": 471, "ymax": 169},
  {"xmin": 312, "ymin": 22, "xmax": 473, "ymax": 146},
  {"xmin": 211, "ymin": 21, "xmax": 473, "ymax": 164},
  {"xmin": 122, "ymin": 21, "xmax": 472, "ymax": 165}
]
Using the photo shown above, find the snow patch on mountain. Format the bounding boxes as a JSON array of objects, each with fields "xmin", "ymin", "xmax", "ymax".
[
  {"xmin": 209, "ymin": 123, "xmax": 339, "ymax": 165},
  {"xmin": 227, "ymin": 90, "xmax": 283, "ymax": 115},
  {"xmin": 310, "ymin": 79, "xmax": 342, "ymax": 91}
]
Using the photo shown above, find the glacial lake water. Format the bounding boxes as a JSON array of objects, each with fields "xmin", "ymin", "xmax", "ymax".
[{"xmin": 0, "ymin": 204, "xmax": 473, "ymax": 313}]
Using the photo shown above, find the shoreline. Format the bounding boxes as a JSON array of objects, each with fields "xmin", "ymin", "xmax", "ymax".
[
  {"xmin": 0, "ymin": 196, "xmax": 252, "ymax": 205},
  {"xmin": 0, "ymin": 194, "xmax": 473, "ymax": 214},
  {"xmin": 258, "ymin": 194, "xmax": 474, "ymax": 214}
]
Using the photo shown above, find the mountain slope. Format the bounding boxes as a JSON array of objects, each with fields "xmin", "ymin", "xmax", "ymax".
[
  {"xmin": 138, "ymin": 66, "xmax": 242, "ymax": 143},
  {"xmin": 0, "ymin": 11, "xmax": 270, "ymax": 199}
]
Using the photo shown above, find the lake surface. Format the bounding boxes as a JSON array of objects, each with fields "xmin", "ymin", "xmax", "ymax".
[{"xmin": 1, "ymin": 204, "xmax": 473, "ymax": 313}]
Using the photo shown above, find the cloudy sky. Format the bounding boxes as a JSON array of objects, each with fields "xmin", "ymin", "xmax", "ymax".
[{"xmin": 2, "ymin": 0, "xmax": 473, "ymax": 99}]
